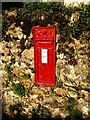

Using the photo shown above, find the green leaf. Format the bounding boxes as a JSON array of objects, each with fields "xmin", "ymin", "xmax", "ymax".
[
  {"xmin": 12, "ymin": 83, "xmax": 25, "ymax": 96},
  {"xmin": 30, "ymin": 68, "xmax": 35, "ymax": 73}
]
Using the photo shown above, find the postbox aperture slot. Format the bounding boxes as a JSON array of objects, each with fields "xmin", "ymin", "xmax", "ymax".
[{"xmin": 35, "ymin": 40, "xmax": 52, "ymax": 43}]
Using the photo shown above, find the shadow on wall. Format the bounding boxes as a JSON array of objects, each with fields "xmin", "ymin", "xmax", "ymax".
[
  {"xmin": 2, "ymin": 103, "xmax": 90, "ymax": 120},
  {"xmin": 2, "ymin": 2, "xmax": 24, "ymax": 10},
  {"xmin": 2, "ymin": 112, "xmax": 90, "ymax": 120},
  {"xmin": 2, "ymin": 112, "xmax": 62, "ymax": 120}
]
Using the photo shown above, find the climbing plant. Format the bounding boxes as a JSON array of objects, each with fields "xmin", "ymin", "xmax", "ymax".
[{"xmin": 2, "ymin": 2, "xmax": 90, "ymax": 39}]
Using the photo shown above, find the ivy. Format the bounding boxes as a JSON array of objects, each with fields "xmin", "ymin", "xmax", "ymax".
[{"xmin": 2, "ymin": 2, "xmax": 90, "ymax": 39}]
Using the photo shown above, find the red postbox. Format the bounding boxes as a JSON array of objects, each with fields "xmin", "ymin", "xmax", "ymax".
[{"xmin": 33, "ymin": 26, "xmax": 56, "ymax": 86}]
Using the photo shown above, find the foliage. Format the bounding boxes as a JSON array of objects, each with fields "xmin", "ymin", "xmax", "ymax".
[
  {"xmin": 5, "ymin": 57, "xmax": 15, "ymax": 73},
  {"xmin": 30, "ymin": 68, "xmax": 35, "ymax": 73},
  {"xmin": 12, "ymin": 83, "xmax": 29, "ymax": 96},
  {"xmin": 10, "ymin": 57, "xmax": 16, "ymax": 64},
  {"xmin": 32, "ymin": 104, "xmax": 51, "ymax": 119},
  {"xmin": 65, "ymin": 97, "xmax": 83, "ymax": 120},
  {"xmin": 5, "ymin": 63, "xmax": 14, "ymax": 80},
  {"xmin": 56, "ymin": 76, "xmax": 63, "ymax": 88},
  {"xmin": 50, "ymin": 87, "xmax": 54, "ymax": 93},
  {"xmin": 68, "ymin": 3, "xmax": 90, "ymax": 39},
  {"xmin": 7, "ymin": 72, "xmax": 16, "ymax": 81},
  {"xmin": 5, "ymin": 63, "xmax": 12, "ymax": 73},
  {"xmin": 5, "ymin": 57, "xmax": 16, "ymax": 80},
  {"xmin": 65, "ymin": 109, "xmax": 83, "ymax": 120},
  {"xmin": 9, "ymin": 103, "xmax": 22, "ymax": 112},
  {"xmin": 2, "ymin": 11, "xmax": 10, "ymax": 32},
  {"xmin": 23, "ymin": 2, "xmax": 90, "ymax": 39},
  {"xmin": 66, "ymin": 97, "xmax": 78, "ymax": 111},
  {"xmin": 2, "ymin": 2, "xmax": 90, "ymax": 40},
  {"xmin": 22, "ymin": 73, "xmax": 31, "ymax": 79}
]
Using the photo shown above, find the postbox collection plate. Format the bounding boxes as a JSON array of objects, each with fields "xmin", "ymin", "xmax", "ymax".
[
  {"xmin": 41, "ymin": 49, "xmax": 48, "ymax": 63},
  {"xmin": 33, "ymin": 27, "xmax": 56, "ymax": 86}
]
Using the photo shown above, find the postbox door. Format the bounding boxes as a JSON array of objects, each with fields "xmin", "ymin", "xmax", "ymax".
[{"xmin": 35, "ymin": 43, "xmax": 55, "ymax": 86}]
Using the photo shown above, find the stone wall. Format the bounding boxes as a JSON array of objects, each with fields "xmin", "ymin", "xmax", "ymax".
[{"xmin": 1, "ymin": 5, "xmax": 90, "ymax": 119}]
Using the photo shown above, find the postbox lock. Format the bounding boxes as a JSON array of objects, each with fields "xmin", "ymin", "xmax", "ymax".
[{"xmin": 40, "ymin": 66, "xmax": 42, "ymax": 68}]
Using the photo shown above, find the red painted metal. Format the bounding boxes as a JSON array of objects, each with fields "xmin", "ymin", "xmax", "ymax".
[{"xmin": 33, "ymin": 26, "xmax": 56, "ymax": 86}]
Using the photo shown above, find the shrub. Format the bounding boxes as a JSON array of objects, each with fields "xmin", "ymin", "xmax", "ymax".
[
  {"xmin": 2, "ymin": 2, "xmax": 90, "ymax": 40},
  {"xmin": 12, "ymin": 83, "xmax": 29, "ymax": 96},
  {"xmin": 65, "ymin": 109, "xmax": 83, "ymax": 120},
  {"xmin": 32, "ymin": 104, "xmax": 51, "ymax": 119},
  {"xmin": 23, "ymin": 2, "xmax": 90, "ymax": 40},
  {"xmin": 65, "ymin": 97, "xmax": 83, "ymax": 120},
  {"xmin": 2, "ymin": 11, "xmax": 10, "ymax": 32},
  {"xmin": 5, "ymin": 57, "xmax": 15, "ymax": 73},
  {"xmin": 5, "ymin": 63, "xmax": 12, "ymax": 73},
  {"xmin": 5, "ymin": 60, "xmax": 16, "ymax": 80},
  {"xmin": 9, "ymin": 103, "xmax": 22, "ymax": 112}
]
